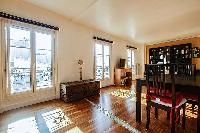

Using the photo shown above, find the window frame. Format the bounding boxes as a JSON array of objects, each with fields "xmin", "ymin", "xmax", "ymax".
[
  {"xmin": 3, "ymin": 22, "xmax": 56, "ymax": 96},
  {"xmin": 127, "ymin": 48, "xmax": 135, "ymax": 69},
  {"xmin": 0, "ymin": 20, "xmax": 3, "ymax": 104},
  {"xmin": 94, "ymin": 41, "xmax": 111, "ymax": 80}
]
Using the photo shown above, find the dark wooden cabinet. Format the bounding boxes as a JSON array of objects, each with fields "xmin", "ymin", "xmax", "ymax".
[
  {"xmin": 149, "ymin": 43, "xmax": 192, "ymax": 64},
  {"xmin": 60, "ymin": 79, "xmax": 100, "ymax": 102}
]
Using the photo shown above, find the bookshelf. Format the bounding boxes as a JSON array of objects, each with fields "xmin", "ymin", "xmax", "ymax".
[{"xmin": 149, "ymin": 43, "xmax": 193, "ymax": 75}]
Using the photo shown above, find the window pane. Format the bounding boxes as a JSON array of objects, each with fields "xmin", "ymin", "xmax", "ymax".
[
  {"xmin": 96, "ymin": 55, "xmax": 103, "ymax": 66},
  {"xmin": 127, "ymin": 49, "xmax": 131, "ymax": 68},
  {"xmin": 35, "ymin": 32, "xmax": 53, "ymax": 89},
  {"xmin": 9, "ymin": 27, "xmax": 31, "ymax": 94},
  {"xmin": 104, "ymin": 45, "xmax": 110, "ymax": 79},
  {"xmin": 104, "ymin": 55, "xmax": 110, "ymax": 67},
  {"xmin": 127, "ymin": 49, "xmax": 131, "ymax": 58},
  {"xmin": 95, "ymin": 66, "xmax": 103, "ymax": 80},
  {"xmin": 104, "ymin": 55, "xmax": 110, "ymax": 79},
  {"xmin": 95, "ymin": 43, "xmax": 102, "ymax": 55},
  {"xmin": 127, "ymin": 57, "xmax": 131, "ymax": 68},
  {"xmin": 95, "ymin": 43, "xmax": 103, "ymax": 79},
  {"xmin": 104, "ymin": 45, "xmax": 110, "ymax": 55},
  {"xmin": 95, "ymin": 54, "xmax": 103, "ymax": 80},
  {"xmin": 104, "ymin": 66, "xmax": 110, "ymax": 79},
  {"xmin": 131, "ymin": 51, "xmax": 135, "ymax": 68}
]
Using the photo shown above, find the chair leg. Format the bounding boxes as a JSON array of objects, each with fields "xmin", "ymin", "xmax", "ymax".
[
  {"xmin": 167, "ymin": 111, "xmax": 170, "ymax": 120},
  {"xmin": 177, "ymin": 110, "xmax": 180, "ymax": 124},
  {"xmin": 155, "ymin": 107, "xmax": 158, "ymax": 119},
  {"xmin": 171, "ymin": 108, "xmax": 176, "ymax": 133},
  {"xmin": 182, "ymin": 104, "xmax": 186, "ymax": 129},
  {"xmin": 146, "ymin": 105, "xmax": 150, "ymax": 129}
]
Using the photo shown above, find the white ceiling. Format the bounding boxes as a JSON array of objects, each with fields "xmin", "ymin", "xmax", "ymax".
[{"xmin": 22, "ymin": 0, "xmax": 200, "ymax": 44}]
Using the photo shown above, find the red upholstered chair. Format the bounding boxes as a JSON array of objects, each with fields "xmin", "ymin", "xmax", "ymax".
[
  {"xmin": 185, "ymin": 94, "xmax": 198, "ymax": 103},
  {"xmin": 184, "ymin": 66, "xmax": 198, "ymax": 111},
  {"xmin": 145, "ymin": 64, "xmax": 187, "ymax": 133},
  {"xmin": 184, "ymin": 93, "xmax": 198, "ymax": 111}
]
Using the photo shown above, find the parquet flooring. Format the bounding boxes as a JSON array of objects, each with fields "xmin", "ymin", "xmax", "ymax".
[{"xmin": 0, "ymin": 83, "xmax": 197, "ymax": 133}]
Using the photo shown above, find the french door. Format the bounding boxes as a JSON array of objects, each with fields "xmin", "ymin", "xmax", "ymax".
[
  {"xmin": 5, "ymin": 23, "xmax": 55, "ymax": 95},
  {"xmin": 94, "ymin": 41, "xmax": 112, "ymax": 87},
  {"xmin": 94, "ymin": 42, "xmax": 111, "ymax": 80}
]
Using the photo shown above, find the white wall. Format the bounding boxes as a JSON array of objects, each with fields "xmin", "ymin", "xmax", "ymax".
[{"xmin": 0, "ymin": 0, "xmax": 144, "ymax": 112}]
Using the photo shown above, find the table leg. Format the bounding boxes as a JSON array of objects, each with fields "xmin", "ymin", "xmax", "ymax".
[
  {"xmin": 136, "ymin": 79, "xmax": 142, "ymax": 123},
  {"xmin": 198, "ymin": 96, "xmax": 200, "ymax": 133}
]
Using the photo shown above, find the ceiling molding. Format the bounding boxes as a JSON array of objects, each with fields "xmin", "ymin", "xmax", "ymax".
[
  {"xmin": 21, "ymin": 0, "xmax": 200, "ymax": 45},
  {"xmin": 147, "ymin": 34, "xmax": 200, "ymax": 45}
]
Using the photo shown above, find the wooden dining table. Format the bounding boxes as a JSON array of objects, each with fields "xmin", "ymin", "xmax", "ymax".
[{"xmin": 136, "ymin": 75, "xmax": 200, "ymax": 132}]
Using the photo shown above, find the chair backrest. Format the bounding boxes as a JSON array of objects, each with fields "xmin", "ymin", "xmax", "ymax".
[{"xmin": 145, "ymin": 64, "xmax": 176, "ymax": 107}]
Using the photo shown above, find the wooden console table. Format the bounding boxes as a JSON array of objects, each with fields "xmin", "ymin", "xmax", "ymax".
[
  {"xmin": 60, "ymin": 79, "xmax": 100, "ymax": 102},
  {"xmin": 114, "ymin": 68, "xmax": 132, "ymax": 86}
]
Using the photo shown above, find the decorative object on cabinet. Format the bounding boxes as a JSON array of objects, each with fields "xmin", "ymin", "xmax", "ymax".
[
  {"xmin": 60, "ymin": 79, "xmax": 100, "ymax": 102},
  {"xmin": 78, "ymin": 59, "xmax": 84, "ymax": 80},
  {"xmin": 114, "ymin": 68, "xmax": 132, "ymax": 86},
  {"xmin": 192, "ymin": 47, "xmax": 200, "ymax": 58}
]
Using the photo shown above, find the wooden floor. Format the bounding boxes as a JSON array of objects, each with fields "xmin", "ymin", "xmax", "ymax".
[{"xmin": 0, "ymin": 83, "xmax": 198, "ymax": 133}]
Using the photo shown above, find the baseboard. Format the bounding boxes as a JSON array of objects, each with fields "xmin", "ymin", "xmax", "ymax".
[{"xmin": 0, "ymin": 95, "xmax": 57, "ymax": 113}]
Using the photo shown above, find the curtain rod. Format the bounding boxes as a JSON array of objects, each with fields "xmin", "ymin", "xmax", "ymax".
[
  {"xmin": 127, "ymin": 45, "xmax": 138, "ymax": 50},
  {"xmin": 0, "ymin": 12, "xmax": 59, "ymax": 30},
  {"xmin": 93, "ymin": 36, "xmax": 114, "ymax": 44}
]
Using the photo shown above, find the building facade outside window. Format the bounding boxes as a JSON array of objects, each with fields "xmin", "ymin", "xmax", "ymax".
[{"xmin": 2, "ymin": 21, "xmax": 56, "ymax": 95}]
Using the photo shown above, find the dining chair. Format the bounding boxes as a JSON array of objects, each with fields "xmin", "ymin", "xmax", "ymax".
[
  {"xmin": 145, "ymin": 64, "xmax": 187, "ymax": 133},
  {"xmin": 183, "ymin": 64, "xmax": 198, "ymax": 111},
  {"xmin": 184, "ymin": 94, "xmax": 198, "ymax": 112}
]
